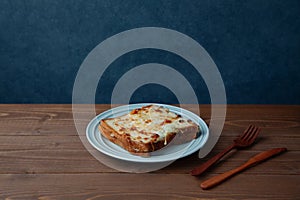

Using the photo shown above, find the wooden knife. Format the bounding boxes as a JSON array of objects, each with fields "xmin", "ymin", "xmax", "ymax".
[{"xmin": 200, "ymin": 147, "xmax": 287, "ymax": 190}]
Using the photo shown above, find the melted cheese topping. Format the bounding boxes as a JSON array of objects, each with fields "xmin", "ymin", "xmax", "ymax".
[{"xmin": 105, "ymin": 105, "xmax": 196, "ymax": 144}]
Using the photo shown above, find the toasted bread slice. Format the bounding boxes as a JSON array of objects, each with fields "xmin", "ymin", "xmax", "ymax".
[{"xmin": 99, "ymin": 105, "xmax": 200, "ymax": 153}]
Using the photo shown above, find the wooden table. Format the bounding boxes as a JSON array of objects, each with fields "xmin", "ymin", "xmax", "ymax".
[{"xmin": 0, "ymin": 104, "xmax": 299, "ymax": 199}]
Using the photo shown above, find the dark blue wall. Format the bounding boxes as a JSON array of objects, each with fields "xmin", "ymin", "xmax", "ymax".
[{"xmin": 0, "ymin": 0, "xmax": 299, "ymax": 104}]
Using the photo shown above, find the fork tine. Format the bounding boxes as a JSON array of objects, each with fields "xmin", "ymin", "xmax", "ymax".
[
  {"xmin": 240, "ymin": 124, "xmax": 254, "ymax": 140},
  {"xmin": 243, "ymin": 125, "xmax": 257, "ymax": 141},
  {"xmin": 240, "ymin": 125, "xmax": 252, "ymax": 138},
  {"xmin": 247, "ymin": 127, "xmax": 260, "ymax": 143}
]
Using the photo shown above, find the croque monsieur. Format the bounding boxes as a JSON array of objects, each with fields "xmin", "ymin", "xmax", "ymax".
[{"xmin": 99, "ymin": 105, "xmax": 200, "ymax": 153}]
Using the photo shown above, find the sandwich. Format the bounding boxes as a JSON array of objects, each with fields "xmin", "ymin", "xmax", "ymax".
[{"xmin": 99, "ymin": 104, "xmax": 200, "ymax": 154}]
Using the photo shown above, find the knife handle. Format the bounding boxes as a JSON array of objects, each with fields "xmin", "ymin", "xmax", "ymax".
[{"xmin": 200, "ymin": 161, "xmax": 250, "ymax": 190}]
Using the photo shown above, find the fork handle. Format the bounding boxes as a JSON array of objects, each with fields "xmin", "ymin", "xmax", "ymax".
[{"xmin": 190, "ymin": 143, "xmax": 236, "ymax": 176}]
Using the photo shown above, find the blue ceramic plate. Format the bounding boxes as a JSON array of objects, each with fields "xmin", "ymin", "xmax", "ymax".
[{"xmin": 86, "ymin": 103, "xmax": 209, "ymax": 163}]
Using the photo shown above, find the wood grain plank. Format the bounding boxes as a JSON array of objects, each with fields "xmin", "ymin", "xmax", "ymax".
[
  {"xmin": 1, "ymin": 105, "xmax": 299, "ymax": 136},
  {"xmin": 0, "ymin": 174, "xmax": 299, "ymax": 200},
  {"xmin": 0, "ymin": 133, "xmax": 298, "ymax": 174},
  {"xmin": 0, "ymin": 146, "xmax": 298, "ymax": 175},
  {"xmin": 0, "ymin": 134, "xmax": 299, "ymax": 152}
]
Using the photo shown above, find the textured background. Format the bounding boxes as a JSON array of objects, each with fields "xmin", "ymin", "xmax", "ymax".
[{"xmin": 0, "ymin": 0, "xmax": 299, "ymax": 104}]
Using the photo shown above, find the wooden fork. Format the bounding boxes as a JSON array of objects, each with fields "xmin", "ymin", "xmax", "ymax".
[{"xmin": 191, "ymin": 125, "xmax": 260, "ymax": 176}]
